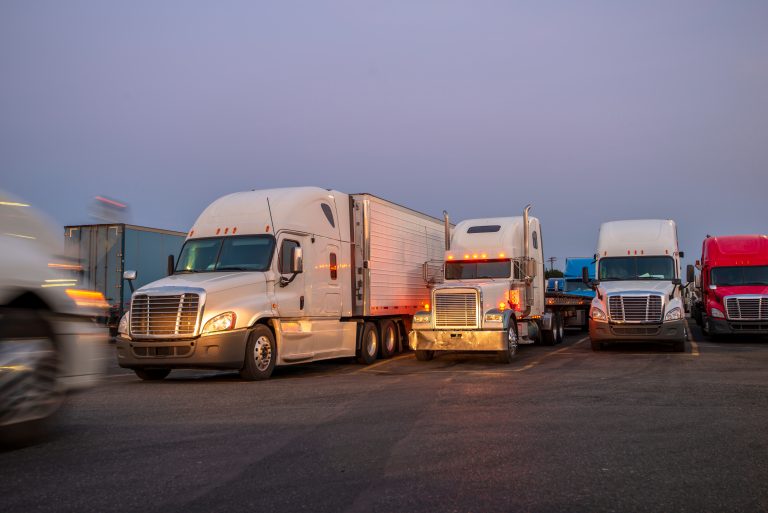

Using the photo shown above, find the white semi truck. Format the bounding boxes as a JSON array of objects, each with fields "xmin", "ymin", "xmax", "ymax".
[
  {"xmin": 116, "ymin": 187, "xmax": 446, "ymax": 380},
  {"xmin": 409, "ymin": 206, "xmax": 575, "ymax": 362},
  {"xmin": 585, "ymin": 219, "xmax": 687, "ymax": 351}
]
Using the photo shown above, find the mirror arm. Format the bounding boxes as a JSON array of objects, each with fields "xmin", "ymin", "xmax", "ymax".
[{"xmin": 279, "ymin": 272, "xmax": 299, "ymax": 288}]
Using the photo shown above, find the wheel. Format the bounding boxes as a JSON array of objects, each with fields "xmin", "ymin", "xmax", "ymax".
[
  {"xmin": 379, "ymin": 320, "xmax": 397, "ymax": 359},
  {"xmin": 134, "ymin": 368, "xmax": 171, "ymax": 381},
  {"xmin": 554, "ymin": 313, "xmax": 565, "ymax": 344},
  {"xmin": 0, "ymin": 309, "xmax": 63, "ymax": 445},
  {"xmin": 240, "ymin": 325, "xmax": 276, "ymax": 380},
  {"xmin": 541, "ymin": 313, "xmax": 556, "ymax": 346},
  {"xmin": 357, "ymin": 322, "xmax": 379, "ymax": 365},
  {"xmin": 590, "ymin": 339, "xmax": 602, "ymax": 351},
  {"xmin": 672, "ymin": 339, "xmax": 685, "ymax": 352},
  {"xmin": 701, "ymin": 316, "xmax": 719, "ymax": 340},
  {"xmin": 415, "ymin": 350, "xmax": 434, "ymax": 361},
  {"xmin": 497, "ymin": 320, "xmax": 519, "ymax": 363}
]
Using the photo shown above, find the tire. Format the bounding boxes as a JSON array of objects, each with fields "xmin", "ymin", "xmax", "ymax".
[
  {"xmin": 554, "ymin": 313, "xmax": 565, "ymax": 345},
  {"xmin": 134, "ymin": 368, "xmax": 171, "ymax": 381},
  {"xmin": 541, "ymin": 312, "xmax": 558, "ymax": 346},
  {"xmin": 0, "ymin": 309, "xmax": 63, "ymax": 446},
  {"xmin": 357, "ymin": 322, "xmax": 379, "ymax": 365},
  {"xmin": 672, "ymin": 339, "xmax": 685, "ymax": 352},
  {"xmin": 497, "ymin": 320, "xmax": 519, "ymax": 363},
  {"xmin": 590, "ymin": 339, "xmax": 602, "ymax": 351},
  {"xmin": 379, "ymin": 320, "xmax": 397, "ymax": 359},
  {"xmin": 415, "ymin": 350, "xmax": 434, "ymax": 361},
  {"xmin": 580, "ymin": 312, "xmax": 589, "ymax": 332},
  {"xmin": 240, "ymin": 325, "xmax": 277, "ymax": 380}
]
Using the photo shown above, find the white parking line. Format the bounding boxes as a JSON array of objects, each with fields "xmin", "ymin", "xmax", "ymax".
[
  {"xmin": 512, "ymin": 336, "xmax": 588, "ymax": 372},
  {"xmin": 356, "ymin": 353, "xmax": 412, "ymax": 373},
  {"xmin": 685, "ymin": 319, "xmax": 700, "ymax": 356}
]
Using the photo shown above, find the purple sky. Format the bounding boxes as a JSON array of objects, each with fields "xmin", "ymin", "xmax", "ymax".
[{"xmin": 1, "ymin": 1, "xmax": 767, "ymax": 269}]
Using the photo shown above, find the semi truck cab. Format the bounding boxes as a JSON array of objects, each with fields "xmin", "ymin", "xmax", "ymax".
[
  {"xmin": 587, "ymin": 219, "xmax": 687, "ymax": 351},
  {"xmin": 690, "ymin": 234, "xmax": 768, "ymax": 337}
]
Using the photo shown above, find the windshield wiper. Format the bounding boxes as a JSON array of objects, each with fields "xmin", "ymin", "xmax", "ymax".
[
  {"xmin": 174, "ymin": 269, "xmax": 201, "ymax": 274},
  {"xmin": 216, "ymin": 266, "xmax": 250, "ymax": 271}
]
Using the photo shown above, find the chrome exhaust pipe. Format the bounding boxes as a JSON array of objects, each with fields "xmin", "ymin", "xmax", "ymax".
[{"xmin": 443, "ymin": 210, "xmax": 451, "ymax": 251}]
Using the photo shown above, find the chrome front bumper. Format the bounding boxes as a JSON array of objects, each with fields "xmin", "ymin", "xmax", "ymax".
[{"xmin": 409, "ymin": 329, "xmax": 507, "ymax": 352}]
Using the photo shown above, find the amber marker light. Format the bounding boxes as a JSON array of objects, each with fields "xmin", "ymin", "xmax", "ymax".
[{"xmin": 65, "ymin": 289, "xmax": 109, "ymax": 309}]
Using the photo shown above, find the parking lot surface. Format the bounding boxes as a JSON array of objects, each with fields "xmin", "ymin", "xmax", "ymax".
[{"xmin": 2, "ymin": 322, "xmax": 767, "ymax": 513}]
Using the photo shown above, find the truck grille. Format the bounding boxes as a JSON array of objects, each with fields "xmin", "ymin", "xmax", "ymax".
[
  {"xmin": 608, "ymin": 295, "xmax": 663, "ymax": 323},
  {"xmin": 725, "ymin": 296, "xmax": 768, "ymax": 320},
  {"xmin": 130, "ymin": 293, "xmax": 200, "ymax": 338},
  {"xmin": 434, "ymin": 291, "xmax": 479, "ymax": 329}
]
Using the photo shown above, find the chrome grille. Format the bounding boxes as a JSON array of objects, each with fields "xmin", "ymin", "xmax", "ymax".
[
  {"xmin": 725, "ymin": 296, "xmax": 768, "ymax": 320},
  {"xmin": 434, "ymin": 291, "xmax": 479, "ymax": 329},
  {"xmin": 130, "ymin": 293, "xmax": 200, "ymax": 338},
  {"xmin": 608, "ymin": 295, "xmax": 663, "ymax": 322}
]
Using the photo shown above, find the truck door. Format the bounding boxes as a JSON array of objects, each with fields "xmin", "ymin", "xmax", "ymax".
[{"xmin": 274, "ymin": 235, "xmax": 307, "ymax": 318}]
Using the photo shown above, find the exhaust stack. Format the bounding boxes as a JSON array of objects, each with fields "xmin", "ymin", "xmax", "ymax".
[
  {"xmin": 523, "ymin": 204, "xmax": 532, "ymax": 261},
  {"xmin": 443, "ymin": 210, "xmax": 451, "ymax": 251}
]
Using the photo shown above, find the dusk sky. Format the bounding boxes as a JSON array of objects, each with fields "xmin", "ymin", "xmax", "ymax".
[{"xmin": 1, "ymin": 1, "xmax": 766, "ymax": 269}]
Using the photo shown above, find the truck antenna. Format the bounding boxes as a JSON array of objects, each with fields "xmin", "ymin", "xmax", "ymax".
[{"xmin": 266, "ymin": 197, "xmax": 276, "ymax": 233}]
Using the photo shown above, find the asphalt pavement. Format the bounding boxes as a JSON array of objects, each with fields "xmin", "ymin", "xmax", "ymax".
[{"xmin": 2, "ymin": 321, "xmax": 767, "ymax": 513}]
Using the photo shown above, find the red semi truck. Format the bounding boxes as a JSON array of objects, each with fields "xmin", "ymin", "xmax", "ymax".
[{"xmin": 689, "ymin": 235, "xmax": 768, "ymax": 337}]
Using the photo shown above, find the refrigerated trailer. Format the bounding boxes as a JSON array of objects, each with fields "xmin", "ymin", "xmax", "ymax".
[
  {"xmin": 64, "ymin": 224, "xmax": 187, "ymax": 334},
  {"xmin": 115, "ymin": 187, "xmax": 447, "ymax": 380}
]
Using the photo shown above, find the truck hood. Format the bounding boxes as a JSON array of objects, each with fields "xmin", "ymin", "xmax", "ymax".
[
  {"xmin": 710, "ymin": 285, "xmax": 768, "ymax": 298},
  {"xmin": 137, "ymin": 272, "xmax": 267, "ymax": 295},
  {"xmin": 598, "ymin": 280, "xmax": 675, "ymax": 296}
]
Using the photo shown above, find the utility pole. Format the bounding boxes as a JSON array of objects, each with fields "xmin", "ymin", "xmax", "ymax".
[{"xmin": 547, "ymin": 256, "xmax": 557, "ymax": 272}]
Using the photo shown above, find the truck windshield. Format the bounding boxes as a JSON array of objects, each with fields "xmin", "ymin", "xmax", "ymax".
[
  {"xmin": 175, "ymin": 235, "xmax": 275, "ymax": 273},
  {"xmin": 599, "ymin": 256, "xmax": 675, "ymax": 281},
  {"xmin": 711, "ymin": 265, "xmax": 768, "ymax": 286},
  {"xmin": 564, "ymin": 278, "xmax": 591, "ymax": 292},
  {"xmin": 445, "ymin": 260, "xmax": 510, "ymax": 280}
]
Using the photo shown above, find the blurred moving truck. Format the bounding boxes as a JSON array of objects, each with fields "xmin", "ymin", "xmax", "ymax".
[
  {"xmin": 689, "ymin": 235, "xmax": 768, "ymax": 337},
  {"xmin": 409, "ymin": 206, "xmax": 574, "ymax": 363},
  {"xmin": 64, "ymin": 224, "xmax": 186, "ymax": 335},
  {"xmin": 0, "ymin": 192, "xmax": 106, "ymax": 443},
  {"xmin": 586, "ymin": 220, "xmax": 687, "ymax": 351},
  {"xmin": 116, "ymin": 187, "xmax": 446, "ymax": 380}
]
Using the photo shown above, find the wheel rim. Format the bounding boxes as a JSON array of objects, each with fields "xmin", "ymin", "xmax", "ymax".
[
  {"xmin": 558, "ymin": 321, "xmax": 564, "ymax": 341},
  {"xmin": 366, "ymin": 330, "xmax": 378, "ymax": 357},
  {"xmin": 508, "ymin": 327, "xmax": 518, "ymax": 354},
  {"xmin": 384, "ymin": 326, "xmax": 396, "ymax": 353},
  {"xmin": 0, "ymin": 337, "xmax": 61, "ymax": 423},
  {"xmin": 252, "ymin": 335, "xmax": 272, "ymax": 371}
]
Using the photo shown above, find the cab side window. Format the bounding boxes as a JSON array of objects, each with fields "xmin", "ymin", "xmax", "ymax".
[
  {"xmin": 532, "ymin": 231, "xmax": 538, "ymax": 250},
  {"xmin": 278, "ymin": 240, "xmax": 300, "ymax": 274}
]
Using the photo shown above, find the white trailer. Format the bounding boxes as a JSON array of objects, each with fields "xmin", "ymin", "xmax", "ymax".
[
  {"xmin": 586, "ymin": 219, "xmax": 687, "ymax": 351},
  {"xmin": 116, "ymin": 187, "xmax": 446, "ymax": 380}
]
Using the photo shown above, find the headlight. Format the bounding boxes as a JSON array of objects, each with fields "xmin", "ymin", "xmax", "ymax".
[
  {"xmin": 413, "ymin": 312, "xmax": 431, "ymax": 324},
  {"xmin": 664, "ymin": 307, "xmax": 682, "ymax": 321},
  {"xmin": 591, "ymin": 307, "xmax": 607, "ymax": 322},
  {"xmin": 710, "ymin": 307, "xmax": 725, "ymax": 319},
  {"xmin": 484, "ymin": 311, "xmax": 504, "ymax": 323},
  {"xmin": 202, "ymin": 312, "xmax": 237, "ymax": 334},
  {"xmin": 118, "ymin": 312, "xmax": 130, "ymax": 336}
]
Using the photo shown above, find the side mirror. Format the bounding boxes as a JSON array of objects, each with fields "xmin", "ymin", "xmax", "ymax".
[
  {"xmin": 695, "ymin": 274, "xmax": 701, "ymax": 288},
  {"xmin": 672, "ymin": 278, "xmax": 681, "ymax": 286},
  {"xmin": 679, "ymin": 251, "xmax": 685, "ymax": 258},
  {"xmin": 291, "ymin": 247, "xmax": 303, "ymax": 274},
  {"xmin": 709, "ymin": 284, "xmax": 717, "ymax": 290},
  {"xmin": 123, "ymin": 270, "xmax": 137, "ymax": 294},
  {"xmin": 167, "ymin": 254, "xmax": 175, "ymax": 276},
  {"xmin": 581, "ymin": 266, "xmax": 590, "ymax": 285},
  {"xmin": 686, "ymin": 264, "xmax": 695, "ymax": 284}
]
